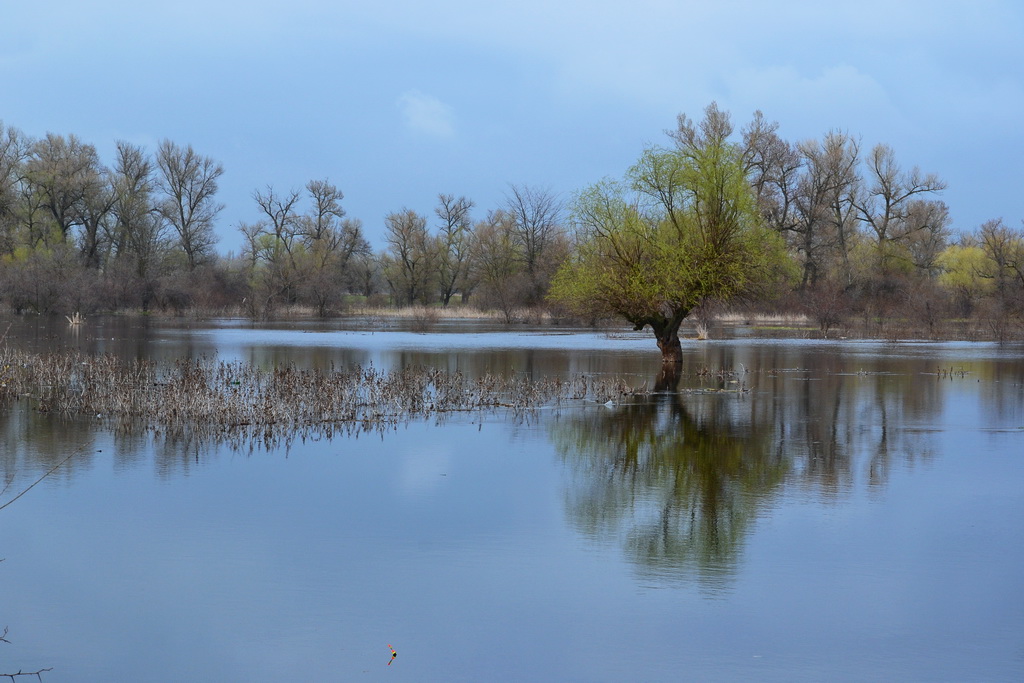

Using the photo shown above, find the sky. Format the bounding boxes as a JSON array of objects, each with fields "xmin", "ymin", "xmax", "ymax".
[{"xmin": 2, "ymin": 0, "xmax": 1022, "ymax": 255}]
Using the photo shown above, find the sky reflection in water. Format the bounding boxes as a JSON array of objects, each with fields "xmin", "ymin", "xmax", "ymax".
[{"xmin": 1, "ymin": 317, "xmax": 1022, "ymax": 681}]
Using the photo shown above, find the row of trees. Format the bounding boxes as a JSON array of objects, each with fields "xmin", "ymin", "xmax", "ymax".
[
  {"xmin": 0, "ymin": 122, "xmax": 229, "ymax": 313},
  {"xmin": 232, "ymin": 182, "xmax": 569, "ymax": 321},
  {"xmin": 550, "ymin": 104, "xmax": 1024, "ymax": 356},
  {"xmin": 2, "ymin": 113, "xmax": 1023, "ymax": 345},
  {"xmin": 0, "ymin": 120, "xmax": 572, "ymax": 320}
]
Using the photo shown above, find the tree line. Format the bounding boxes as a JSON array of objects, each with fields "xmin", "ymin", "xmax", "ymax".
[{"xmin": 1, "ymin": 111, "xmax": 1023, "ymax": 341}]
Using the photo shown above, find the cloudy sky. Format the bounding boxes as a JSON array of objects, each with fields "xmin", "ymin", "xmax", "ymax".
[{"xmin": 3, "ymin": 0, "xmax": 1022, "ymax": 253}]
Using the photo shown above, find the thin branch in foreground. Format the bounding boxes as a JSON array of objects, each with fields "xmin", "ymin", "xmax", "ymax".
[
  {"xmin": 0, "ymin": 668, "xmax": 53, "ymax": 681},
  {"xmin": 1, "ymin": 627, "xmax": 52, "ymax": 681},
  {"xmin": 0, "ymin": 449, "xmax": 83, "ymax": 513}
]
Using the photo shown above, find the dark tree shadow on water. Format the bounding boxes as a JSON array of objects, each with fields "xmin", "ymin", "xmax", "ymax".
[{"xmin": 549, "ymin": 367, "xmax": 788, "ymax": 593}]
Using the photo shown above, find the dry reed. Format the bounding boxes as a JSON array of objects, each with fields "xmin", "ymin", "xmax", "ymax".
[{"xmin": 0, "ymin": 349, "xmax": 635, "ymax": 448}]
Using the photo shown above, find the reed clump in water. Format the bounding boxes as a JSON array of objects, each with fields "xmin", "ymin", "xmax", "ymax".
[{"xmin": 0, "ymin": 350, "xmax": 634, "ymax": 444}]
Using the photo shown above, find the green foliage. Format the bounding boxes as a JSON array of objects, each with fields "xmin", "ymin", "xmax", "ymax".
[
  {"xmin": 936, "ymin": 245, "xmax": 994, "ymax": 295},
  {"xmin": 550, "ymin": 116, "xmax": 792, "ymax": 357}
]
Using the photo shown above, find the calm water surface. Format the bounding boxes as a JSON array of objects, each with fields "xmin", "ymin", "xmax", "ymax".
[{"xmin": 1, "ymin": 316, "xmax": 1023, "ymax": 682}]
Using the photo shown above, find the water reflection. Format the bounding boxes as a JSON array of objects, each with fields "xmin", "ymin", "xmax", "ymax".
[
  {"xmin": 550, "ymin": 360, "xmax": 950, "ymax": 590},
  {"xmin": 551, "ymin": 391, "xmax": 786, "ymax": 592},
  {"xmin": 0, "ymin": 401, "xmax": 100, "ymax": 487}
]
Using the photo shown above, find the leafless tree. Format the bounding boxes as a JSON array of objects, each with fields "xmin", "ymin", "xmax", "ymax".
[
  {"xmin": 155, "ymin": 140, "xmax": 223, "ymax": 269},
  {"xmin": 296, "ymin": 180, "xmax": 369, "ymax": 315},
  {"xmin": 105, "ymin": 142, "xmax": 170, "ymax": 308},
  {"xmin": 253, "ymin": 186, "xmax": 302, "ymax": 259},
  {"xmin": 298, "ymin": 179, "xmax": 368, "ymax": 272},
  {"xmin": 903, "ymin": 199, "xmax": 951, "ymax": 275},
  {"xmin": 470, "ymin": 210, "xmax": 526, "ymax": 322},
  {"xmin": 852, "ymin": 143, "xmax": 946, "ymax": 274},
  {"xmin": 73, "ymin": 165, "xmax": 116, "ymax": 270},
  {"xmin": 742, "ymin": 110, "xmax": 803, "ymax": 235},
  {"xmin": 670, "ymin": 100, "xmax": 733, "ymax": 152},
  {"xmin": 504, "ymin": 183, "xmax": 563, "ymax": 304},
  {"xmin": 433, "ymin": 193, "xmax": 474, "ymax": 306},
  {"xmin": 790, "ymin": 131, "xmax": 861, "ymax": 287},
  {"xmin": 1, "ymin": 626, "xmax": 52, "ymax": 681},
  {"xmin": 382, "ymin": 209, "xmax": 433, "ymax": 305}
]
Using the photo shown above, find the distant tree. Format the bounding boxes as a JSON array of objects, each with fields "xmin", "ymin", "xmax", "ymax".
[
  {"xmin": 852, "ymin": 143, "xmax": 946, "ymax": 277},
  {"xmin": 349, "ymin": 251, "xmax": 383, "ymax": 298},
  {"xmin": 0, "ymin": 122, "xmax": 31, "ymax": 256},
  {"xmin": 253, "ymin": 184, "xmax": 303, "ymax": 301},
  {"xmin": 742, "ymin": 110, "xmax": 802, "ymax": 237},
  {"xmin": 504, "ymin": 184, "xmax": 564, "ymax": 305},
  {"xmin": 936, "ymin": 242, "xmax": 993, "ymax": 317},
  {"xmin": 107, "ymin": 141, "xmax": 169, "ymax": 308},
  {"xmin": 382, "ymin": 208, "xmax": 434, "ymax": 305},
  {"xmin": 155, "ymin": 140, "xmax": 223, "ymax": 269},
  {"xmin": 902, "ymin": 199, "xmax": 951, "ymax": 275},
  {"xmin": 239, "ymin": 180, "xmax": 369, "ymax": 317},
  {"xmin": 296, "ymin": 179, "xmax": 369, "ymax": 315},
  {"xmin": 979, "ymin": 218, "xmax": 1024, "ymax": 297},
  {"xmin": 2, "ymin": 242, "xmax": 96, "ymax": 314},
  {"xmin": 24, "ymin": 133, "xmax": 105, "ymax": 249},
  {"xmin": 790, "ymin": 132, "xmax": 861, "ymax": 288},
  {"xmin": 550, "ymin": 103, "xmax": 792, "ymax": 363},
  {"xmin": 73, "ymin": 163, "xmax": 116, "ymax": 270},
  {"xmin": 433, "ymin": 193, "xmax": 475, "ymax": 306},
  {"xmin": 471, "ymin": 210, "xmax": 525, "ymax": 322}
]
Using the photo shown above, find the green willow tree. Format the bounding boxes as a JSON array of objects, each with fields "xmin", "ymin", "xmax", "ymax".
[{"xmin": 550, "ymin": 103, "xmax": 793, "ymax": 363}]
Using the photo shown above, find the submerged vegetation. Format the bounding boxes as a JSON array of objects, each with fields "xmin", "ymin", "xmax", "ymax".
[{"xmin": 0, "ymin": 350, "xmax": 636, "ymax": 448}]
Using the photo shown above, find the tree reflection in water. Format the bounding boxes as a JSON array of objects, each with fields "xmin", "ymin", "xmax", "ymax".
[
  {"xmin": 550, "ymin": 378, "xmax": 788, "ymax": 593},
  {"xmin": 550, "ymin": 357, "xmax": 949, "ymax": 591}
]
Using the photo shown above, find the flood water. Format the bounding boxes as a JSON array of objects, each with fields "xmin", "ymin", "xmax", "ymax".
[{"xmin": 2, "ymin": 316, "xmax": 1023, "ymax": 682}]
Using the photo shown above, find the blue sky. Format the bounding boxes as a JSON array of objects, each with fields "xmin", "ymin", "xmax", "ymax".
[{"xmin": 3, "ymin": 0, "xmax": 1022, "ymax": 254}]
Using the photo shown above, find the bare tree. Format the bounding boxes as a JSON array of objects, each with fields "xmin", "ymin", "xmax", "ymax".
[
  {"xmin": 433, "ymin": 193, "xmax": 474, "ymax": 306},
  {"xmin": 742, "ymin": 110, "xmax": 803, "ymax": 235},
  {"xmin": 791, "ymin": 131, "xmax": 861, "ymax": 287},
  {"xmin": 107, "ymin": 142, "xmax": 169, "ymax": 309},
  {"xmin": 299, "ymin": 179, "xmax": 344, "ymax": 242},
  {"xmin": 155, "ymin": 140, "xmax": 223, "ymax": 269},
  {"xmin": 253, "ymin": 186, "xmax": 302, "ymax": 263},
  {"xmin": 382, "ymin": 209, "xmax": 433, "ymax": 305},
  {"xmin": 73, "ymin": 166, "xmax": 116, "ymax": 270},
  {"xmin": 237, "ymin": 186, "xmax": 302, "ymax": 315},
  {"xmin": 296, "ymin": 179, "xmax": 369, "ymax": 315},
  {"xmin": 903, "ymin": 199, "xmax": 951, "ymax": 275},
  {"xmin": 299, "ymin": 179, "xmax": 368, "ymax": 274},
  {"xmin": 852, "ymin": 143, "xmax": 946, "ymax": 275},
  {"xmin": 504, "ymin": 184, "xmax": 563, "ymax": 304},
  {"xmin": 471, "ymin": 210, "xmax": 525, "ymax": 322}
]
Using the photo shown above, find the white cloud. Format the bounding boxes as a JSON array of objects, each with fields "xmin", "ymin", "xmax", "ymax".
[{"xmin": 397, "ymin": 90, "xmax": 456, "ymax": 139}]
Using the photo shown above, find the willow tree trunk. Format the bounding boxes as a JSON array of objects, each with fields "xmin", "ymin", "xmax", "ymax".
[
  {"xmin": 647, "ymin": 313, "xmax": 686, "ymax": 364},
  {"xmin": 655, "ymin": 324, "xmax": 683, "ymax": 363}
]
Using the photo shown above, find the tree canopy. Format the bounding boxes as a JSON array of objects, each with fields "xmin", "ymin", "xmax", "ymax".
[{"xmin": 550, "ymin": 103, "xmax": 792, "ymax": 362}]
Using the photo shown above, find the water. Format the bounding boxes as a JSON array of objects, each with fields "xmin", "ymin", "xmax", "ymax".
[{"xmin": 1, "ymin": 316, "xmax": 1023, "ymax": 681}]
